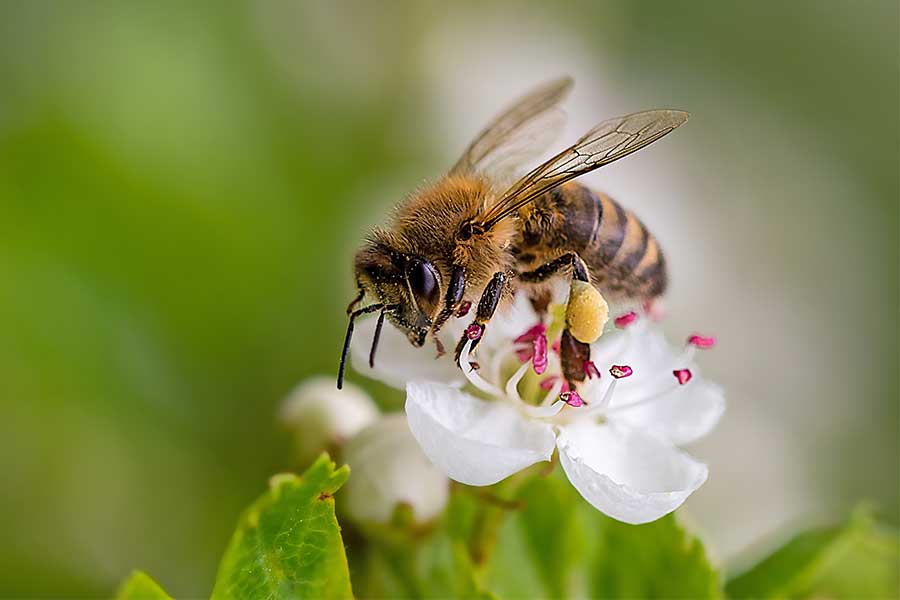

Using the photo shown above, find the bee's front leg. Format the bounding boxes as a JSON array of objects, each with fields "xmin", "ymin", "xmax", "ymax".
[
  {"xmin": 454, "ymin": 271, "xmax": 507, "ymax": 364},
  {"xmin": 431, "ymin": 266, "xmax": 466, "ymax": 357}
]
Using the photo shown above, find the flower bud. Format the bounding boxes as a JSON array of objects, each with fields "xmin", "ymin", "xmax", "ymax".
[
  {"xmin": 342, "ymin": 413, "xmax": 449, "ymax": 525},
  {"xmin": 566, "ymin": 280, "xmax": 609, "ymax": 343},
  {"xmin": 279, "ymin": 376, "xmax": 379, "ymax": 464}
]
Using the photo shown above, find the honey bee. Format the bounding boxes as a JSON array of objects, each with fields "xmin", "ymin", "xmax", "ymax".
[{"xmin": 337, "ymin": 77, "xmax": 688, "ymax": 389}]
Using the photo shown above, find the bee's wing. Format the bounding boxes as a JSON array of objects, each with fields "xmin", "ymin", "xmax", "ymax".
[
  {"xmin": 479, "ymin": 109, "xmax": 689, "ymax": 229},
  {"xmin": 450, "ymin": 76, "xmax": 573, "ymax": 182}
]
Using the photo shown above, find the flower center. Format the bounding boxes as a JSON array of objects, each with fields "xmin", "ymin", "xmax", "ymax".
[{"xmin": 456, "ymin": 316, "xmax": 716, "ymax": 426}]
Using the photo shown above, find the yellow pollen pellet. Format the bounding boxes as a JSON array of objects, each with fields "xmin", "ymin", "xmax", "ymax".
[{"xmin": 566, "ymin": 280, "xmax": 609, "ymax": 344}]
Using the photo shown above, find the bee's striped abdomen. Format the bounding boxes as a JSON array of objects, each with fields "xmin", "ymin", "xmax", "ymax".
[
  {"xmin": 518, "ymin": 182, "xmax": 668, "ymax": 300},
  {"xmin": 586, "ymin": 186, "xmax": 667, "ymax": 298}
]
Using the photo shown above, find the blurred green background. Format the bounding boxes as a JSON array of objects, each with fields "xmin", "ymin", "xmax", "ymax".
[{"xmin": 0, "ymin": 1, "xmax": 896, "ymax": 596}]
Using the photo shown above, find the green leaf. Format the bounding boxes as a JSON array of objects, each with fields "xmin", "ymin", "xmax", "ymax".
[
  {"xmin": 726, "ymin": 508, "xmax": 900, "ymax": 599},
  {"xmin": 587, "ymin": 511, "xmax": 722, "ymax": 599},
  {"xmin": 211, "ymin": 454, "xmax": 352, "ymax": 600},
  {"xmin": 810, "ymin": 523, "xmax": 900, "ymax": 598},
  {"xmin": 349, "ymin": 495, "xmax": 494, "ymax": 599},
  {"xmin": 419, "ymin": 532, "xmax": 495, "ymax": 599},
  {"xmin": 482, "ymin": 467, "xmax": 720, "ymax": 599},
  {"xmin": 518, "ymin": 474, "xmax": 585, "ymax": 596},
  {"xmin": 114, "ymin": 571, "xmax": 173, "ymax": 600},
  {"xmin": 484, "ymin": 506, "xmax": 553, "ymax": 598},
  {"xmin": 483, "ymin": 473, "xmax": 582, "ymax": 598}
]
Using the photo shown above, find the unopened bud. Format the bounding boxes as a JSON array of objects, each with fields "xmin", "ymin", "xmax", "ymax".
[
  {"xmin": 343, "ymin": 414, "xmax": 449, "ymax": 525},
  {"xmin": 565, "ymin": 280, "xmax": 609, "ymax": 343},
  {"xmin": 279, "ymin": 376, "xmax": 379, "ymax": 464}
]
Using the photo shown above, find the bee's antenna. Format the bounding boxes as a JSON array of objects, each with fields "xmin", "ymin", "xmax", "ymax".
[
  {"xmin": 368, "ymin": 305, "xmax": 401, "ymax": 369},
  {"xmin": 337, "ymin": 303, "xmax": 383, "ymax": 389},
  {"xmin": 368, "ymin": 308, "xmax": 387, "ymax": 368}
]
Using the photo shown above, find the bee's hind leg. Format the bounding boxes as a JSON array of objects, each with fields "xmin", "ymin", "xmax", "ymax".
[
  {"xmin": 517, "ymin": 252, "xmax": 590, "ymax": 284},
  {"xmin": 517, "ymin": 253, "xmax": 597, "ymax": 392},
  {"xmin": 454, "ymin": 271, "xmax": 508, "ymax": 364}
]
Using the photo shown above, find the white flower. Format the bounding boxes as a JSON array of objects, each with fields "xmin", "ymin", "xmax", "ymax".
[
  {"xmin": 279, "ymin": 376, "xmax": 379, "ymax": 463},
  {"xmin": 352, "ymin": 292, "xmax": 725, "ymax": 525},
  {"xmin": 342, "ymin": 413, "xmax": 450, "ymax": 525}
]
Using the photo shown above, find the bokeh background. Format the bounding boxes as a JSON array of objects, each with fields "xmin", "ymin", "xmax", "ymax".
[{"xmin": 1, "ymin": 1, "xmax": 897, "ymax": 596}]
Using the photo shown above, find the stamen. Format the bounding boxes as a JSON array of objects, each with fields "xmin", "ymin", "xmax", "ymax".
[
  {"xmin": 458, "ymin": 339, "xmax": 502, "ymax": 396},
  {"xmin": 523, "ymin": 400, "xmax": 565, "ymax": 418},
  {"xmin": 551, "ymin": 338, "xmax": 561, "ymax": 355},
  {"xmin": 540, "ymin": 379, "xmax": 564, "ymax": 406},
  {"xmin": 514, "ymin": 323, "xmax": 546, "ymax": 344},
  {"xmin": 614, "ymin": 311, "xmax": 638, "ymax": 328},
  {"xmin": 504, "ymin": 361, "xmax": 531, "ymax": 403},
  {"xmin": 687, "ymin": 334, "xmax": 716, "ymax": 349},
  {"xmin": 465, "ymin": 323, "xmax": 484, "ymax": 341},
  {"xmin": 609, "ymin": 364, "xmax": 634, "ymax": 379},
  {"xmin": 560, "ymin": 390, "xmax": 584, "ymax": 407},
  {"xmin": 673, "ymin": 368, "xmax": 693, "ymax": 385},
  {"xmin": 583, "ymin": 360, "xmax": 601, "ymax": 379},
  {"xmin": 532, "ymin": 333, "xmax": 548, "ymax": 374},
  {"xmin": 456, "ymin": 300, "xmax": 472, "ymax": 317},
  {"xmin": 539, "ymin": 375, "xmax": 560, "ymax": 391},
  {"xmin": 583, "ymin": 364, "xmax": 636, "ymax": 412},
  {"xmin": 596, "ymin": 380, "xmax": 617, "ymax": 411},
  {"xmin": 643, "ymin": 298, "xmax": 666, "ymax": 320},
  {"xmin": 487, "ymin": 341, "xmax": 510, "ymax": 385}
]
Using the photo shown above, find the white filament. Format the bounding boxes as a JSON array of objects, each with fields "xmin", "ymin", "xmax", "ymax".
[{"xmin": 458, "ymin": 339, "xmax": 503, "ymax": 397}]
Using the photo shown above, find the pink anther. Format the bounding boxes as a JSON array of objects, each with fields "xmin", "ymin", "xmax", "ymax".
[
  {"xmin": 539, "ymin": 375, "xmax": 570, "ymax": 393},
  {"xmin": 614, "ymin": 311, "xmax": 638, "ymax": 328},
  {"xmin": 687, "ymin": 334, "xmax": 716, "ymax": 349},
  {"xmin": 465, "ymin": 323, "xmax": 483, "ymax": 340},
  {"xmin": 583, "ymin": 361, "xmax": 601, "ymax": 379},
  {"xmin": 532, "ymin": 333, "xmax": 548, "ymax": 375},
  {"xmin": 560, "ymin": 390, "xmax": 584, "ymax": 407},
  {"xmin": 514, "ymin": 323, "xmax": 546, "ymax": 344},
  {"xmin": 673, "ymin": 368, "xmax": 693, "ymax": 385},
  {"xmin": 515, "ymin": 347, "xmax": 533, "ymax": 363},
  {"xmin": 609, "ymin": 364, "xmax": 633, "ymax": 379}
]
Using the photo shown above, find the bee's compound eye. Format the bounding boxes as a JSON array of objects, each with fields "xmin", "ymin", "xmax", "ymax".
[{"xmin": 408, "ymin": 258, "xmax": 439, "ymax": 313}]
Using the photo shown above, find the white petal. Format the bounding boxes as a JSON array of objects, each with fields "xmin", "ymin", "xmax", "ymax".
[
  {"xmin": 343, "ymin": 414, "xmax": 449, "ymax": 524},
  {"xmin": 405, "ymin": 381, "xmax": 556, "ymax": 486},
  {"xmin": 610, "ymin": 380, "xmax": 726, "ymax": 446},
  {"xmin": 557, "ymin": 422, "xmax": 708, "ymax": 524},
  {"xmin": 592, "ymin": 325, "xmax": 682, "ymax": 404},
  {"xmin": 278, "ymin": 376, "xmax": 379, "ymax": 462},
  {"xmin": 350, "ymin": 313, "xmax": 463, "ymax": 389},
  {"xmin": 585, "ymin": 324, "xmax": 725, "ymax": 444}
]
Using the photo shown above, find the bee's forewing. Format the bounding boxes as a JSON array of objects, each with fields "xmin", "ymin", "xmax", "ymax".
[
  {"xmin": 450, "ymin": 76, "xmax": 573, "ymax": 183},
  {"xmin": 481, "ymin": 110, "xmax": 689, "ymax": 227}
]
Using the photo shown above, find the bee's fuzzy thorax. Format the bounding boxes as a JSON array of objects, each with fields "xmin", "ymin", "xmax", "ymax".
[{"xmin": 388, "ymin": 174, "xmax": 517, "ymax": 292}]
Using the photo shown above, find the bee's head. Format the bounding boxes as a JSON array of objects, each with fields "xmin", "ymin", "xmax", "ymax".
[{"xmin": 352, "ymin": 238, "xmax": 442, "ymax": 347}]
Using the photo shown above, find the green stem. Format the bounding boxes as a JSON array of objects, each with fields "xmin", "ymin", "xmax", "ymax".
[{"xmin": 466, "ymin": 468, "xmax": 535, "ymax": 568}]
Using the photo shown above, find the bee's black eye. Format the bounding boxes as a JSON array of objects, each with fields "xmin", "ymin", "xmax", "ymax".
[{"xmin": 408, "ymin": 258, "xmax": 439, "ymax": 314}]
